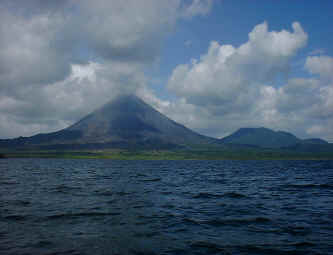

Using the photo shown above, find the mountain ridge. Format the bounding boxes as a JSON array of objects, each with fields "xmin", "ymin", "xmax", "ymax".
[
  {"xmin": 0, "ymin": 95, "xmax": 330, "ymax": 151},
  {"xmin": 220, "ymin": 127, "xmax": 328, "ymax": 148}
]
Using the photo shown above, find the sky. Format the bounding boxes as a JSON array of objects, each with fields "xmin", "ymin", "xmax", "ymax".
[{"xmin": 0, "ymin": 0, "xmax": 333, "ymax": 141}]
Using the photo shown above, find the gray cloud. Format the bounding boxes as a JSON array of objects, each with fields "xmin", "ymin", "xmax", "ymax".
[
  {"xmin": 0, "ymin": 0, "xmax": 213, "ymax": 138},
  {"xmin": 0, "ymin": 7, "xmax": 71, "ymax": 90}
]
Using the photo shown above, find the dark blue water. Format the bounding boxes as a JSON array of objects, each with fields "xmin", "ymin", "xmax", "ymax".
[{"xmin": 0, "ymin": 159, "xmax": 333, "ymax": 255}]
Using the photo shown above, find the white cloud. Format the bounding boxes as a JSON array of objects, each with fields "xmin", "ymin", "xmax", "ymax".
[
  {"xmin": 305, "ymin": 55, "xmax": 333, "ymax": 80},
  {"xmin": 165, "ymin": 22, "xmax": 333, "ymax": 141},
  {"xmin": 181, "ymin": 0, "xmax": 213, "ymax": 18},
  {"xmin": 168, "ymin": 21, "xmax": 307, "ymax": 110}
]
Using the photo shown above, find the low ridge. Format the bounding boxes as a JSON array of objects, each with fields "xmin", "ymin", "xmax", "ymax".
[{"xmin": 220, "ymin": 127, "xmax": 301, "ymax": 148}]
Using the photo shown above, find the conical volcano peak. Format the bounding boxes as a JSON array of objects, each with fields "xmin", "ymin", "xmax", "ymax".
[
  {"xmin": 63, "ymin": 93, "xmax": 216, "ymax": 147},
  {"xmin": 96, "ymin": 94, "xmax": 150, "ymax": 115},
  {"xmin": 104, "ymin": 93, "xmax": 144, "ymax": 106},
  {"xmin": 0, "ymin": 93, "xmax": 217, "ymax": 149}
]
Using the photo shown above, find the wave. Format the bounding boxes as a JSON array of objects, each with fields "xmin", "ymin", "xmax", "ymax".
[
  {"xmin": 8, "ymin": 200, "xmax": 31, "ymax": 207},
  {"xmin": 95, "ymin": 190, "xmax": 113, "ymax": 196},
  {"xmin": 190, "ymin": 241, "xmax": 316, "ymax": 254},
  {"xmin": 184, "ymin": 216, "xmax": 271, "ymax": 226},
  {"xmin": 192, "ymin": 192, "xmax": 247, "ymax": 199},
  {"xmin": 4, "ymin": 215, "xmax": 27, "ymax": 221},
  {"xmin": 283, "ymin": 225, "xmax": 312, "ymax": 236},
  {"xmin": 282, "ymin": 183, "xmax": 333, "ymax": 190},
  {"xmin": 0, "ymin": 181, "xmax": 19, "ymax": 185},
  {"xmin": 190, "ymin": 241, "xmax": 225, "ymax": 252},
  {"xmin": 222, "ymin": 192, "xmax": 248, "ymax": 198},
  {"xmin": 115, "ymin": 191, "xmax": 132, "ymax": 196},
  {"xmin": 47, "ymin": 211, "xmax": 121, "ymax": 220},
  {"xmin": 52, "ymin": 184, "xmax": 82, "ymax": 194},
  {"xmin": 140, "ymin": 178, "xmax": 161, "ymax": 182}
]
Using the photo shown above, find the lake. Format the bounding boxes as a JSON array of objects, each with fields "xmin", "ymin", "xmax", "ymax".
[{"xmin": 1, "ymin": 159, "xmax": 333, "ymax": 254}]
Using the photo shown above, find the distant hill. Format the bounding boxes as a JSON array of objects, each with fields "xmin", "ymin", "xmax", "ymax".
[
  {"xmin": 301, "ymin": 138, "xmax": 328, "ymax": 144},
  {"xmin": 0, "ymin": 95, "xmax": 217, "ymax": 150},
  {"xmin": 220, "ymin": 127, "xmax": 329, "ymax": 149},
  {"xmin": 220, "ymin": 127, "xmax": 300, "ymax": 148}
]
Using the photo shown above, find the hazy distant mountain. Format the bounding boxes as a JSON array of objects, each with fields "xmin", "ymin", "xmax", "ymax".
[
  {"xmin": 0, "ymin": 95, "xmax": 217, "ymax": 149},
  {"xmin": 220, "ymin": 127, "xmax": 328, "ymax": 148}
]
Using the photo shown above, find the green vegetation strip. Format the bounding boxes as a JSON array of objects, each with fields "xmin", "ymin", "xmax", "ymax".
[{"xmin": 1, "ymin": 150, "xmax": 333, "ymax": 160}]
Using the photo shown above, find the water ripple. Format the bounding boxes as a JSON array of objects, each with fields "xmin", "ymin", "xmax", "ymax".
[{"xmin": 0, "ymin": 159, "xmax": 332, "ymax": 255}]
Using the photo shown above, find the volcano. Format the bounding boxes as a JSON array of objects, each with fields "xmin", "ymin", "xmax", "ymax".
[{"xmin": 1, "ymin": 95, "xmax": 217, "ymax": 149}]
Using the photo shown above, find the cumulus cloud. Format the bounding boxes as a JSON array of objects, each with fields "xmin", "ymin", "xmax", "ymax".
[
  {"xmin": 168, "ymin": 21, "xmax": 307, "ymax": 111},
  {"xmin": 258, "ymin": 73, "xmax": 333, "ymax": 140},
  {"xmin": 0, "ymin": 0, "xmax": 213, "ymax": 138},
  {"xmin": 0, "ymin": 60, "xmax": 148, "ymax": 137},
  {"xmin": 305, "ymin": 55, "xmax": 333, "ymax": 80},
  {"xmin": 165, "ymin": 22, "xmax": 333, "ymax": 141},
  {"xmin": 0, "ymin": 7, "xmax": 71, "ymax": 90},
  {"xmin": 0, "ymin": 0, "xmax": 183, "ymax": 90}
]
